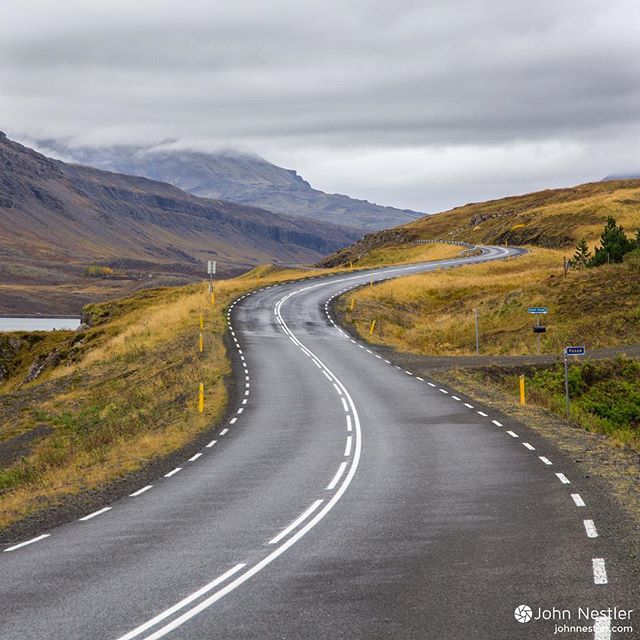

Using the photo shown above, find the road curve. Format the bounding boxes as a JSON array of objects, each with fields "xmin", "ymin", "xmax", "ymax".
[{"xmin": 1, "ymin": 246, "xmax": 635, "ymax": 639}]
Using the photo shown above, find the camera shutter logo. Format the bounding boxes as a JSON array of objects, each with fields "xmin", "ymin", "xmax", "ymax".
[{"xmin": 514, "ymin": 605, "xmax": 533, "ymax": 623}]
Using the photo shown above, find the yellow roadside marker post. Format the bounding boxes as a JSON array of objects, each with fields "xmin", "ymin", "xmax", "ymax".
[
  {"xmin": 199, "ymin": 331, "xmax": 204, "ymax": 353},
  {"xmin": 519, "ymin": 375, "xmax": 526, "ymax": 405},
  {"xmin": 199, "ymin": 383, "xmax": 204, "ymax": 413},
  {"xmin": 350, "ymin": 297, "xmax": 355, "ymax": 311},
  {"xmin": 369, "ymin": 319, "xmax": 376, "ymax": 335}
]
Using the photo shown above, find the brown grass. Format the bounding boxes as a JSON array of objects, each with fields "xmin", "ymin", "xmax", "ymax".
[
  {"xmin": 338, "ymin": 248, "xmax": 640, "ymax": 356},
  {"xmin": 0, "ymin": 265, "xmax": 333, "ymax": 530}
]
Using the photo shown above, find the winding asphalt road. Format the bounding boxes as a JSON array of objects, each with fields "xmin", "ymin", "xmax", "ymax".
[{"xmin": 1, "ymin": 246, "xmax": 636, "ymax": 639}]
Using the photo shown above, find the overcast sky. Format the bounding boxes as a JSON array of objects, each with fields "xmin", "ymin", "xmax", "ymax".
[{"xmin": 2, "ymin": 0, "xmax": 640, "ymax": 213}]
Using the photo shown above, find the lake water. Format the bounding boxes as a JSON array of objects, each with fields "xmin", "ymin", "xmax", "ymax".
[{"xmin": 0, "ymin": 317, "xmax": 81, "ymax": 332}]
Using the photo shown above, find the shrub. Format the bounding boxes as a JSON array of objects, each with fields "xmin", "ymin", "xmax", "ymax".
[{"xmin": 84, "ymin": 266, "xmax": 114, "ymax": 278}]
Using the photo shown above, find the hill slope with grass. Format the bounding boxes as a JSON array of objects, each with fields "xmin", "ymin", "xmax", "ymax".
[
  {"xmin": 331, "ymin": 179, "xmax": 640, "ymax": 357},
  {"xmin": 319, "ymin": 179, "xmax": 640, "ymax": 267},
  {"xmin": 0, "ymin": 265, "xmax": 334, "ymax": 534}
]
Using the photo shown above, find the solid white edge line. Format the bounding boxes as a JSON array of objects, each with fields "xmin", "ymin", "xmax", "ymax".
[
  {"xmin": 79, "ymin": 507, "xmax": 112, "ymax": 521},
  {"xmin": 326, "ymin": 461, "xmax": 348, "ymax": 491},
  {"xmin": 268, "ymin": 499, "xmax": 324, "ymax": 545},
  {"xmin": 3, "ymin": 533, "xmax": 50, "ymax": 552},
  {"xmin": 129, "ymin": 251, "xmax": 510, "ymax": 640},
  {"xmin": 114, "ymin": 564, "xmax": 247, "ymax": 640}
]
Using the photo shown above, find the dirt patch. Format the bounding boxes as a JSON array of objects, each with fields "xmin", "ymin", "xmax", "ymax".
[{"xmin": 0, "ymin": 424, "xmax": 53, "ymax": 467}]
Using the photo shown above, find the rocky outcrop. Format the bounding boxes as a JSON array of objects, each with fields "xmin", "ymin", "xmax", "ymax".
[{"xmin": 0, "ymin": 133, "xmax": 361, "ymax": 280}]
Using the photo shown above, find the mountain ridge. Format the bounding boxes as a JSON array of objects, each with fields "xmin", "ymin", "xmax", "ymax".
[
  {"xmin": 0, "ymin": 133, "xmax": 358, "ymax": 313},
  {"xmin": 33, "ymin": 140, "xmax": 424, "ymax": 232}
]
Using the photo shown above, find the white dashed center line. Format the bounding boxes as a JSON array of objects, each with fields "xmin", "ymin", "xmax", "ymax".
[
  {"xmin": 268, "ymin": 500, "xmax": 324, "ymax": 545},
  {"xmin": 571, "ymin": 493, "xmax": 586, "ymax": 507},
  {"xmin": 584, "ymin": 520, "xmax": 598, "ymax": 538},
  {"xmin": 129, "ymin": 485, "xmax": 153, "ymax": 497},
  {"xmin": 326, "ymin": 462, "xmax": 348, "ymax": 491},
  {"xmin": 164, "ymin": 467, "xmax": 181, "ymax": 478},
  {"xmin": 79, "ymin": 507, "xmax": 111, "ymax": 522},
  {"xmin": 592, "ymin": 558, "xmax": 608, "ymax": 584},
  {"xmin": 3, "ymin": 534, "xmax": 50, "ymax": 553}
]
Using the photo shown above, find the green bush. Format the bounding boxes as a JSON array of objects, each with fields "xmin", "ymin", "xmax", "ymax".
[
  {"xmin": 529, "ymin": 358, "xmax": 640, "ymax": 445},
  {"xmin": 623, "ymin": 248, "xmax": 640, "ymax": 272}
]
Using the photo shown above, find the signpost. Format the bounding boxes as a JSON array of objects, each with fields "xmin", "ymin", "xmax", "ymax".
[
  {"xmin": 528, "ymin": 307, "xmax": 548, "ymax": 354},
  {"xmin": 207, "ymin": 260, "xmax": 216, "ymax": 295},
  {"xmin": 473, "ymin": 308, "xmax": 479, "ymax": 355},
  {"xmin": 563, "ymin": 346, "xmax": 586, "ymax": 417}
]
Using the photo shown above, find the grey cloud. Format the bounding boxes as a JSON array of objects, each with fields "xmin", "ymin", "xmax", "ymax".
[{"xmin": 1, "ymin": 0, "xmax": 640, "ymax": 211}]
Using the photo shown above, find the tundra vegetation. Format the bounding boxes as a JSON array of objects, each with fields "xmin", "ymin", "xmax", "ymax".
[
  {"xmin": 0, "ymin": 265, "xmax": 333, "ymax": 531},
  {"xmin": 331, "ymin": 180, "xmax": 640, "ymax": 451}
]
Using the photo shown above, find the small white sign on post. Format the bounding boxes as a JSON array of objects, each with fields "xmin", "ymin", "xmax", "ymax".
[{"xmin": 207, "ymin": 261, "xmax": 216, "ymax": 275}]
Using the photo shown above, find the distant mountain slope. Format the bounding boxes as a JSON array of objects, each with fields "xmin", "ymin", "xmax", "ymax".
[
  {"xmin": 0, "ymin": 133, "xmax": 359, "ymax": 313},
  {"xmin": 319, "ymin": 179, "xmax": 640, "ymax": 266},
  {"xmin": 35, "ymin": 141, "xmax": 424, "ymax": 231},
  {"xmin": 603, "ymin": 173, "xmax": 640, "ymax": 181}
]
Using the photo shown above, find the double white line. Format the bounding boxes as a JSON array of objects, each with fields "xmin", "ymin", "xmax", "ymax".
[{"xmin": 116, "ymin": 281, "xmax": 363, "ymax": 640}]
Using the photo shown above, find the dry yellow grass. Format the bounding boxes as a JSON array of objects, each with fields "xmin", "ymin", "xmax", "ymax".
[
  {"xmin": 339, "ymin": 248, "xmax": 640, "ymax": 356},
  {"xmin": 403, "ymin": 179, "xmax": 640, "ymax": 248},
  {"xmin": 0, "ymin": 265, "xmax": 334, "ymax": 530},
  {"xmin": 348, "ymin": 242, "xmax": 465, "ymax": 268}
]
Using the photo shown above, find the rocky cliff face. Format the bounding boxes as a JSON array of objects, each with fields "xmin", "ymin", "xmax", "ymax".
[
  {"xmin": 0, "ymin": 133, "xmax": 359, "ymax": 272},
  {"xmin": 35, "ymin": 141, "xmax": 424, "ymax": 231},
  {"xmin": 0, "ymin": 133, "xmax": 363, "ymax": 313}
]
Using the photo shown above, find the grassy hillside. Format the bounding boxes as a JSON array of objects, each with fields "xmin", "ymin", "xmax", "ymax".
[
  {"xmin": 320, "ymin": 179, "xmax": 640, "ymax": 269},
  {"xmin": 0, "ymin": 266, "xmax": 330, "ymax": 532},
  {"xmin": 337, "ymin": 248, "xmax": 640, "ymax": 356}
]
